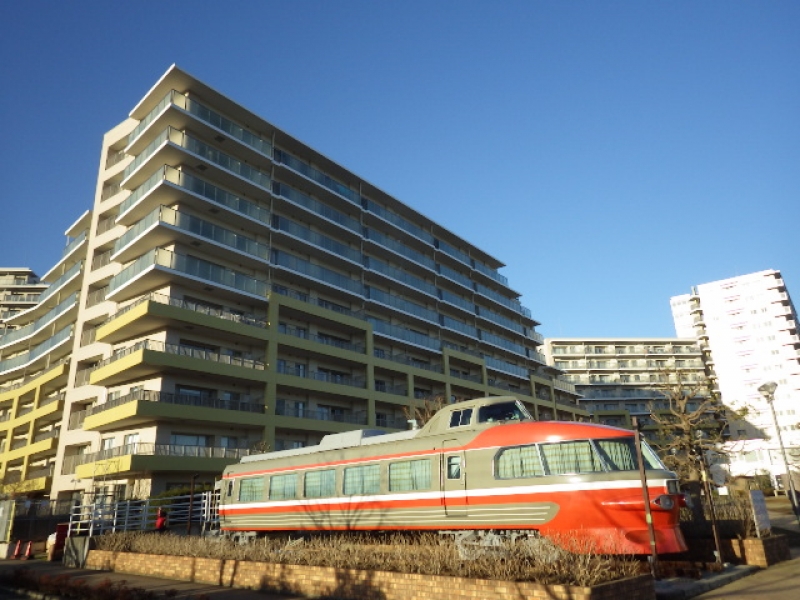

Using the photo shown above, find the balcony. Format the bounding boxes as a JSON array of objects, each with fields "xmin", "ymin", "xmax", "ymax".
[
  {"xmin": 118, "ymin": 164, "xmax": 270, "ymax": 228},
  {"xmin": 88, "ymin": 339, "xmax": 268, "ymax": 387},
  {"xmin": 107, "ymin": 247, "xmax": 269, "ymax": 303},
  {"xmin": 275, "ymin": 400, "xmax": 367, "ymax": 426},
  {"xmin": 275, "ymin": 362, "xmax": 366, "ymax": 390},
  {"xmin": 0, "ymin": 292, "xmax": 78, "ymax": 350},
  {"xmin": 83, "ymin": 389, "xmax": 267, "ymax": 431},
  {"xmin": 97, "ymin": 292, "xmax": 268, "ymax": 345},
  {"xmin": 74, "ymin": 442, "xmax": 248, "ymax": 479},
  {"xmin": 0, "ymin": 325, "xmax": 73, "ymax": 378}
]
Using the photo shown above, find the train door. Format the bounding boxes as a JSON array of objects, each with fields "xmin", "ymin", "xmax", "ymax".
[{"xmin": 440, "ymin": 441, "xmax": 467, "ymax": 517}]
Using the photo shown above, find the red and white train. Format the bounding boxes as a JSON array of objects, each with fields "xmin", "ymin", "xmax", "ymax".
[{"xmin": 219, "ymin": 396, "xmax": 687, "ymax": 554}]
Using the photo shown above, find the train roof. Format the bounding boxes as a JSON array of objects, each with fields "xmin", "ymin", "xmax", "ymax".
[{"xmin": 240, "ymin": 396, "xmax": 530, "ymax": 463}]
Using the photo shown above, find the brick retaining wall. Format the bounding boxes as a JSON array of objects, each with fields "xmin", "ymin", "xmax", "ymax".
[{"xmin": 85, "ymin": 550, "xmax": 656, "ymax": 600}]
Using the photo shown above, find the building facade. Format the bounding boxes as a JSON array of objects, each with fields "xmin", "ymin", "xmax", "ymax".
[
  {"xmin": 670, "ymin": 270, "xmax": 800, "ymax": 489},
  {"xmin": 542, "ymin": 338, "xmax": 708, "ymax": 441},
  {"xmin": 1, "ymin": 65, "xmax": 582, "ymax": 503},
  {"xmin": 0, "ymin": 268, "xmax": 49, "ymax": 325}
]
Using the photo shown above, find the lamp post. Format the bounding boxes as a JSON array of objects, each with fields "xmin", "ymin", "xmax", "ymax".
[{"xmin": 757, "ymin": 381, "xmax": 800, "ymax": 527}]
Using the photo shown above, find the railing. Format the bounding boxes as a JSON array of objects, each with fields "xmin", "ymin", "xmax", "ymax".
[
  {"xmin": 363, "ymin": 198, "xmax": 434, "ymax": 244},
  {"xmin": 275, "ymin": 362, "xmax": 366, "ymax": 389},
  {"xmin": 0, "ymin": 292, "xmax": 78, "ymax": 348},
  {"xmin": 367, "ymin": 257, "xmax": 437, "ymax": 297},
  {"xmin": 63, "ymin": 231, "xmax": 87, "ymax": 257},
  {"xmin": 364, "ymin": 228, "xmax": 436, "ymax": 270},
  {"xmin": 368, "ymin": 288, "xmax": 438, "ymax": 323},
  {"xmin": 74, "ymin": 443, "xmax": 248, "ymax": 469},
  {"xmin": 109, "ymin": 247, "xmax": 269, "ymax": 298},
  {"xmin": 36, "ymin": 261, "xmax": 83, "ymax": 306},
  {"xmin": 0, "ymin": 325, "xmax": 72, "ymax": 375},
  {"xmin": 273, "ymin": 181, "xmax": 360, "ymax": 233},
  {"xmin": 68, "ymin": 490, "xmax": 219, "ymax": 537},
  {"xmin": 277, "ymin": 324, "xmax": 364, "ymax": 353},
  {"xmin": 90, "ymin": 339, "xmax": 266, "ymax": 373},
  {"xmin": 273, "ymin": 215, "xmax": 361, "ymax": 263},
  {"xmin": 85, "ymin": 389, "xmax": 264, "ymax": 417},
  {"xmin": 275, "ymin": 401, "xmax": 368, "ymax": 425},
  {"xmin": 274, "ymin": 148, "xmax": 358, "ymax": 204},
  {"xmin": 100, "ymin": 291, "xmax": 267, "ymax": 330},
  {"xmin": 32, "ymin": 429, "xmax": 59, "ymax": 443},
  {"xmin": 120, "ymin": 165, "xmax": 270, "ymax": 225},
  {"xmin": 115, "ymin": 205, "xmax": 269, "ymax": 262}
]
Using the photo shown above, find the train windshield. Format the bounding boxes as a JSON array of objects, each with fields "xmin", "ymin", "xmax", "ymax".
[
  {"xmin": 593, "ymin": 437, "xmax": 666, "ymax": 471},
  {"xmin": 478, "ymin": 401, "xmax": 532, "ymax": 423}
]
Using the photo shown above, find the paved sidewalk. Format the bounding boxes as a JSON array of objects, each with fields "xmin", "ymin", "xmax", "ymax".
[{"xmin": 0, "ymin": 559, "xmax": 304, "ymax": 600}]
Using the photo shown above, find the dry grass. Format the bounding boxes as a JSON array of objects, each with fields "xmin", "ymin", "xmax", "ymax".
[{"xmin": 93, "ymin": 531, "xmax": 640, "ymax": 587}]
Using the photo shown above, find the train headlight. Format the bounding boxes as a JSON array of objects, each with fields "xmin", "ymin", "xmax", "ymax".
[{"xmin": 652, "ymin": 495, "xmax": 675, "ymax": 510}]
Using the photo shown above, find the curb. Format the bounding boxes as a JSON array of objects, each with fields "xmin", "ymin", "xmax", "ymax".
[{"xmin": 654, "ymin": 564, "xmax": 759, "ymax": 600}]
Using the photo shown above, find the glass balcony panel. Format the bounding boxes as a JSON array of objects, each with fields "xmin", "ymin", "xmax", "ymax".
[
  {"xmin": 364, "ymin": 198, "xmax": 434, "ymax": 244},
  {"xmin": 273, "ymin": 182, "xmax": 360, "ymax": 233},
  {"xmin": 274, "ymin": 149, "xmax": 358, "ymax": 204},
  {"xmin": 367, "ymin": 257, "xmax": 437, "ymax": 297},
  {"xmin": 273, "ymin": 215, "xmax": 360, "ymax": 263}
]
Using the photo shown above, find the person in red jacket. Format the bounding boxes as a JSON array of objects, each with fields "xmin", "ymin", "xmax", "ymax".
[{"xmin": 155, "ymin": 508, "xmax": 168, "ymax": 533}]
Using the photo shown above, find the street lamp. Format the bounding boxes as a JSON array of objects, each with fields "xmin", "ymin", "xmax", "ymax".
[{"xmin": 757, "ymin": 381, "xmax": 800, "ymax": 527}]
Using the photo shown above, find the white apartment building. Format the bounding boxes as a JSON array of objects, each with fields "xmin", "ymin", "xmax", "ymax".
[{"xmin": 670, "ymin": 270, "xmax": 800, "ymax": 489}]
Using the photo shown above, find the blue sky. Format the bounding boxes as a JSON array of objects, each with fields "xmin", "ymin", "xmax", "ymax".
[{"xmin": 1, "ymin": 1, "xmax": 797, "ymax": 338}]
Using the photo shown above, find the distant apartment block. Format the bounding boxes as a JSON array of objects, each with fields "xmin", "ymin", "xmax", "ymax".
[
  {"xmin": 671, "ymin": 270, "xmax": 800, "ymax": 488},
  {"xmin": 0, "ymin": 268, "xmax": 49, "ymax": 324},
  {"xmin": 0, "ymin": 65, "xmax": 582, "ymax": 503},
  {"xmin": 542, "ymin": 338, "xmax": 708, "ymax": 441},
  {"xmin": 671, "ymin": 270, "xmax": 799, "ymax": 444}
]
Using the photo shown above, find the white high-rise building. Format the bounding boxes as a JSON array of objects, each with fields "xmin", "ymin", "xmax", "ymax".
[{"xmin": 670, "ymin": 270, "xmax": 800, "ymax": 490}]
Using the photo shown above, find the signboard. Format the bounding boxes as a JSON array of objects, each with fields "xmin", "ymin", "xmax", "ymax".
[{"xmin": 749, "ymin": 490, "xmax": 770, "ymax": 538}]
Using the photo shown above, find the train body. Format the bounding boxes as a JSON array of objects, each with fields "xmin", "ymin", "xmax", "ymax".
[{"xmin": 220, "ymin": 396, "xmax": 687, "ymax": 554}]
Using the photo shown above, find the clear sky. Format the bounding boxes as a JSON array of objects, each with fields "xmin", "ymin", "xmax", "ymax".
[{"xmin": 1, "ymin": 1, "xmax": 797, "ymax": 339}]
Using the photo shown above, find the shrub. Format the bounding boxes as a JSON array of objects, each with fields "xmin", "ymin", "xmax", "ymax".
[{"xmin": 92, "ymin": 531, "xmax": 639, "ymax": 587}]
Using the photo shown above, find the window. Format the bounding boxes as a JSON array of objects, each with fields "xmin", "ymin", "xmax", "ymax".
[
  {"xmin": 449, "ymin": 408, "xmax": 472, "ymax": 427},
  {"xmin": 343, "ymin": 464, "xmax": 380, "ymax": 495},
  {"xmin": 447, "ymin": 456, "xmax": 462, "ymax": 479},
  {"xmin": 170, "ymin": 433, "xmax": 209, "ymax": 446},
  {"xmin": 389, "ymin": 459, "xmax": 431, "ymax": 491},
  {"xmin": 269, "ymin": 473, "xmax": 297, "ymax": 500},
  {"xmin": 540, "ymin": 441, "xmax": 604, "ymax": 475},
  {"xmin": 495, "ymin": 445, "xmax": 543, "ymax": 479},
  {"xmin": 304, "ymin": 469, "xmax": 336, "ymax": 498},
  {"xmin": 123, "ymin": 433, "xmax": 139, "ymax": 450},
  {"xmin": 239, "ymin": 477, "xmax": 264, "ymax": 502},
  {"xmin": 477, "ymin": 401, "xmax": 531, "ymax": 423}
]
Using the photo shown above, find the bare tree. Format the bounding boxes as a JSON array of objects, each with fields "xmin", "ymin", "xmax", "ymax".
[
  {"xmin": 647, "ymin": 370, "xmax": 746, "ymax": 478},
  {"xmin": 402, "ymin": 394, "xmax": 449, "ymax": 427}
]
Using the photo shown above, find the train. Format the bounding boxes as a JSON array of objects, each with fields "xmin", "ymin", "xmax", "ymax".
[{"xmin": 219, "ymin": 396, "xmax": 687, "ymax": 554}]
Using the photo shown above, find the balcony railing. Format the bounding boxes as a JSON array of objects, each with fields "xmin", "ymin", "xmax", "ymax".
[
  {"xmin": 109, "ymin": 247, "xmax": 269, "ymax": 299},
  {"xmin": 120, "ymin": 165, "xmax": 270, "ymax": 225},
  {"xmin": 278, "ymin": 324, "xmax": 364, "ymax": 353},
  {"xmin": 0, "ymin": 292, "xmax": 78, "ymax": 348},
  {"xmin": 115, "ymin": 205, "xmax": 269, "ymax": 262},
  {"xmin": 274, "ymin": 148, "xmax": 358, "ymax": 204},
  {"xmin": 85, "ymin": 389, "xmax": 265, "ymax": 417},
  {"xmin": 275, "ymin": 401, "xmax": 367, "ymax": 425},
  {"xmin": 74, "ymin": 442, "xmax": 249, "ymax": 469},
  {"xmin": 275, "ymin": 363, "xmax": 366, "ymax": 389},
  {"xmin": 0, "ymin": 325, "xmax": 72, "ymax": 375},
  {"xmin": 91, "ymin": 339, "xmax": 266, "ymax": 372},
  {"xmin": 100, "ymin": 291, "xmax": 267, "ymax": 330},
  {"xmin": 36, "ymin": 261, "xmax": 83, "ymax": 306}
]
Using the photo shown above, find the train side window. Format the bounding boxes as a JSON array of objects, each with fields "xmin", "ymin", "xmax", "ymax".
[
  {"xmin": 449, "ymin": 408, "xmax": 473, "ymax": 427},
  {"xmin": 269, "ymin": 473, "xmax": 297, "ymax": 500},
  {"xmin": 446, "ymin": 455, "xmax": 462, "ymax": 479},
  {"xmin": 389, "ymin": 459, "xmax": 431, "ymax": 491},
  {"xmin": 239, "ymin": 477, "xmax": 264, "ymax": 502},
  {"xmin": 495, "ymin": 445, "xmax": 543, "ymax": 479},
  {"xmin": 540, "ymin": 441, "xmax": 604, "ymax": 475},
  {"xmin": 304, "ymin": 469, "xmax": 336, "ymax": 498},
  {"xmin": 343, "ymin": 464, "xmax": 381, "ymax": 495}
]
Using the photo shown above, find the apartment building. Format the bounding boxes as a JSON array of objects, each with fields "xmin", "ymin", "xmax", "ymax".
[
  {"xmin": 542, "ymin": 338, "xmax": 709, "ymax": 441},
  {"xmin": 1, "ymin": 65, "xmax": 582, "ymax": 503},
  {"xmin": 0, "ymin": 232, "xmax": 85, "ymax": 494},
  {"xmin": 670, "ymin": 270, "xmax": 800, "ymax": 488},
  {"xmin": 0, "ymin": 268, "xmax": 49, "ymax": 324}
]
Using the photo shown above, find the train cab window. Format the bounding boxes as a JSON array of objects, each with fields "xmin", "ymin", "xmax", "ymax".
[
  {"xmin": 343, "ymin": 464, "xmax": 381, "ymax": 495},
  {"xmin": 389, "ymin": 459, "xmax": 431, "ymax": 491},
  {"xmin": 225, "ymin": 480, "xmax": 234, "ymax": 497},
  {"xmin": 540, "ymin": 441, "xmax": 604, "ymax": 475},
  {"xmin": 495, "ymin": 445, "xmax": 543, "ymax": 479},
  {"xmin": 269, "ymin": 473, "xmax": 297, "ymax": 500},
  {"xmin": 447, "ymin": 456, "xmax": 462, "ymax": 479},
  {"xmin": 478, "ymin": 401, "xmax": 531, "ymax": 423},
  {"xmin": 449, "ymin": 408, "xmax": 473, "ymax": 427},
  {"xmin": 594, "ymin": 438, "xmax": 664, "ymax": 471},
  {"xmin": 239, "ymin": 477, "xmax": 265, "ymax": 502},
  {"xmin": 304, "ymin": 469, "xmax": 336, "ymax": 498}
]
